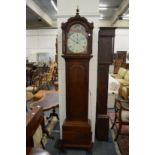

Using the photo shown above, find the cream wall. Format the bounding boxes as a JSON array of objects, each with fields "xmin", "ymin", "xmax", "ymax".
[
  {"xmin": 114, "ymin": 28, "xmax": 129, "ymax": 53},
  {"xmin": 26, "ymin": 29, "xmax": 58, "ymax": 62}
]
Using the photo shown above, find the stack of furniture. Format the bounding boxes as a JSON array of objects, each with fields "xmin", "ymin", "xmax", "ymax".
[
  {"xmin": 110, "ymin": 67, "xmax": 129, "ymax": 141},
  {"xmin": 111, "ymin": 67, "xmax": 129, "ymax": 99},
  {"xmin": 113, "ymin": 51, "xmax": 127, "ymax": 74},
  {"xmin": 26, "ymin": 62, "xmax": 58, "ymax": 94}
]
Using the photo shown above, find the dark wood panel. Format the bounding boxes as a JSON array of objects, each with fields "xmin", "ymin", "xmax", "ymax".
[
  {"xmin": 98, "ymin": 37, "xmax": 113, "ymax": 64},
  {"xmin": 96, "ymin": 65, "xmax": 109, "ymax": 114},
  {"xmin": 62, "ymin": 120, "xmax": 92, "ymax": 148},
  {"xmin": 66, "ymin": 60, "xmax": 89, "ymax": 121},
  {"xmin": 98, "ymin": 28, "xmax": 115, "ymax": 64}
]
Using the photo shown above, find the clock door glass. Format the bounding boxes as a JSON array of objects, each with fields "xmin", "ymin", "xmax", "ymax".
[{"xmin": 67, "ymin": 24, "xmax": 87, "ymax": 53}]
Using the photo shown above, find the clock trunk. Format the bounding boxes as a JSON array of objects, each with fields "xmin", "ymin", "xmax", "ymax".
[{"xmin": 62, "ymin": 56, "xmax": 92, "ymax": 149}]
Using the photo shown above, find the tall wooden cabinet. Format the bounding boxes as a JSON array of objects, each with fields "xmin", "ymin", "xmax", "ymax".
[{"xmin": 95, "ymin": 28, "xmax": 115, "ymax": 141}]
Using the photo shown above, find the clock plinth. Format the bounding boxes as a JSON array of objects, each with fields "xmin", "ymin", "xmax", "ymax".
[{"xmin": 62, "ymin": 120, "xmax": 92, "ymax": 149}]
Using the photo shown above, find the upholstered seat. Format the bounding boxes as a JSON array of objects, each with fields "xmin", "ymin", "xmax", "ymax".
[
  {"xmin": 116, "ymin": 110, "xmax": 129, "ymax": 122},
  {"xmin": 111, "ymin": 67, "xmax": 127, "ymax": 79},
  {"xmin": 111, "ymin": 67, "xmax": 129, "ymax": 98},
  {"xmin": 116, "ymin": 70, "xmax": 129, "ymax": 86},
  {"xmin": 121, "ymin": 86, "xmax": 129, "ymax": 100},
  {"xmin": 121, "ymin": 111, "xmax": 129, "ymax": 122}
]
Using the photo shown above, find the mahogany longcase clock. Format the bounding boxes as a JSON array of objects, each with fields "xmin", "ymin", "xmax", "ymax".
[{"xmin": 61, "ymin": 8, "xmax": 93, "ymax": 149}]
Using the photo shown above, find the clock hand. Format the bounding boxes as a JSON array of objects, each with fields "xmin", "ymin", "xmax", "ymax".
[
  {"xmin": 71, "ymin": 37, "xmax": 78, "ymax": 44},
  {"xmin": 77, "ymin": 33, "xmax": 78, "ymax": 43}
]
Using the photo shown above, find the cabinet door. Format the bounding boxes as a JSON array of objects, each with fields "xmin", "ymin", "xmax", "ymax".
[{"xmin": 66, "ymin": 60, "xmax": 89, "ymax": 121}]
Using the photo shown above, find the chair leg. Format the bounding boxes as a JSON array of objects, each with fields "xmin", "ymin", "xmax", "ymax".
[
  {"xmin": 111, "ymin": 113, "xmax": 117, "ymax": 129},
  {"xmin": 42, "ymin": 125, "xmax": 54, "ymax": 139},
  {"xmin": 41, "ymin": 140, "xmax": 45, "ymax": 149},
  {"xmin": 47, "ymin": 108, "xmax": 59, "ymax": 120},
  {"xmin": 114, "ymin": 122, "xmax": 122, "ymax": 141}
]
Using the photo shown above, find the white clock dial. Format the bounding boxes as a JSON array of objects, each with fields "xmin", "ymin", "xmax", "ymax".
[{"xmin": 67, "ymin": 32, "xmax": 87, "ymax": 53}]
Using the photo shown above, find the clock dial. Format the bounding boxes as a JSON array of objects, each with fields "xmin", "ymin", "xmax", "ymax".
[
  {"xmin": 67, "ymin": 32, "xmax": 87, "ymax": 53},
  {"xmin": 67, "ymin": 24, "xmax": 88, "ymax": 53}
]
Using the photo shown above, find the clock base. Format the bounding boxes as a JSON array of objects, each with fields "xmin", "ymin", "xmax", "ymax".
[{"xmin": 62, "ymin": 119, "xmax": 92, "ymax": 149}]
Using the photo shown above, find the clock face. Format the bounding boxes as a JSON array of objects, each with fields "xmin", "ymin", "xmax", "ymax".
[
  {"xmin": 67, "ymin": 24, "xmax": 88, "ymax": 53},
  {"xmin": 67, "ymin": 32, "xmax": 87, "ymax": 53}
]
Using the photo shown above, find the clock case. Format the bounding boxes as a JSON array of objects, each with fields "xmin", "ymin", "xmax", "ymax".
[{"xmin": 61, "ymin": 9, "xmax": 93, "ymax": 150}]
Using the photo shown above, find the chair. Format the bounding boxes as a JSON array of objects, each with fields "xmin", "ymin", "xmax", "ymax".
[
  {"xmin": 52, "ymin": 66, "xmax": 58, "ymax": 90},
  {"xmin": 39, "ymin": 64, "xmax": 55, "ymax": 90},
  {"xmin": 26, "ymin": 75, "xmax": 40, "ymax": 94},
  {"xmin": 111, "ymin": 68, "xmax": 129, "ymax": 98},
  {"xmin": 111, "ymin": 97, "xmax": 129, "ymax": 141}
]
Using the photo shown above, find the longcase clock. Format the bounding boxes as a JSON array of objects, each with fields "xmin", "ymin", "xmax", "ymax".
[{"xmin": 61, "ymin": 8, "xmax": 93, "ymax": 149}]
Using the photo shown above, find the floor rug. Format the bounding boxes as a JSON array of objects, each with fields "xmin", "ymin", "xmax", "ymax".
[{"xmin": 108, "ymin": 111, "xmax": 129, "ymax": 155}]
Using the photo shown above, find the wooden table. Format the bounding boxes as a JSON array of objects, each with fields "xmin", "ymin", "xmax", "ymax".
[
  {"xmin": 32, "ymin": 90, "xmax": 59, "ymax": 121},
  {"xmin": 32, "ymin": 90, "xmax": 59, "ymax": 111}
]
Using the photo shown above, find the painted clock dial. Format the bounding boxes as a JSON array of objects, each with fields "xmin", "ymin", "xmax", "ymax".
[{"xmin": 67, "ymin": 24, "xmax": 87, "ymax": 53}]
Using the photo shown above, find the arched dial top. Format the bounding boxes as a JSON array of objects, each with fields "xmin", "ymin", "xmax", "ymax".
[{"xmin": 67, "ymin": 24, "xmax": 88, "ymax": 53}]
